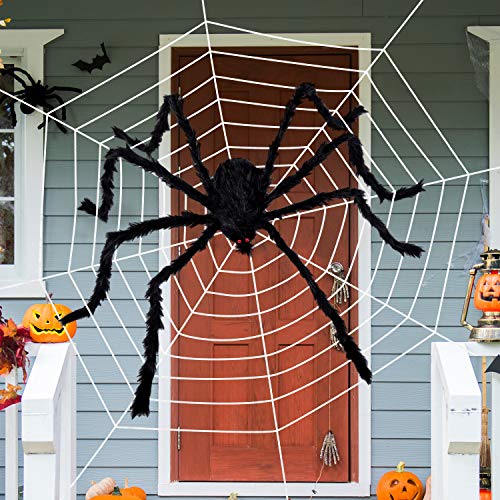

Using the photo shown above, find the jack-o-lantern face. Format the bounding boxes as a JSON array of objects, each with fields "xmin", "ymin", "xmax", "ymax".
[
  {"xmin": 376, "ymin": 462, "xmax": 424, "ymax": 500},
  {"xmin": 474, "ymin": 272, "xmax": 500, "ymax": 312},
  {"xmin": 22, "ymin": 303, "xmax": 77, "ymax": 343}
]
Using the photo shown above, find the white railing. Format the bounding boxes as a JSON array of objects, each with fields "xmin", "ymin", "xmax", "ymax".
[
  {"xmin": 21, "ymin": 343, "xmax": 76, "ymax": 500},
  {"xmin": 431, "ymin": 342, "xmax": 500, "ymax": 499}
]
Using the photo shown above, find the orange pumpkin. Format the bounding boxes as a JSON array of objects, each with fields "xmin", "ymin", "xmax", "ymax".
[
  {"xmin": 376, "ymin": 462, "xmax": 424, "ymax": 500},
  {"xmin": 480, "ymin": 489, "xmax": 492, "ymax": 500},
  {"xmin": 22, "ymin": 303, "xmax": 77, "ymax": 343},
  {"xmin": 474, "ymin": 272, "xmax": 500, "ymax": 312},
  {"xmin": 121, "ymin": 479, "xmax": 146, "ymax": 500},
  {"xmin": 93, "ymin": 486, "xmax": 137, "ymax": 499}
]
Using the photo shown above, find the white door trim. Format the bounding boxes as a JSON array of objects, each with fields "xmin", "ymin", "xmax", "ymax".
[{"xmin": 157, "ymin": 32, "xmax": 372, "ymax": 498}]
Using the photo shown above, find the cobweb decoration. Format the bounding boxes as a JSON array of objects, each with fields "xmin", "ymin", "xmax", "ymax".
[{"xmin": 0, "ymin": 0, "xmax": 491, "ymax": 496}]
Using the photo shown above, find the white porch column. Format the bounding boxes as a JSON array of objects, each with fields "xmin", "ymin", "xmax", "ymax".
[{"xmin": 467, "ymin": 27, "xmax": 500, "ymax": 247}]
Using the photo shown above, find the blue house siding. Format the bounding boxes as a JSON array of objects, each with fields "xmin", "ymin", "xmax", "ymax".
[{"xmin": 0, "ymin": 0, "xmax": 496, "ymax": 497}]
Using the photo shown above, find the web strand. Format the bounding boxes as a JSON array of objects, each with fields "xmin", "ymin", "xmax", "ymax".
[{"xmin": 9, "ymin": 0, "xmax": 481, "ymax": 493}]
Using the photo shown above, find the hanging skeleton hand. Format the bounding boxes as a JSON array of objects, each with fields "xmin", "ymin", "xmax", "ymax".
[
  {"xmin": 329, "ymin": 262, "xmax": 349, "ymax": 350},
  {"xmin": 320, "ymin": 430, "xmax": 340, "ymax": 466},
  {"xmin": 330, "ymin": 262, "xmax": 349, "ymax": 304}
]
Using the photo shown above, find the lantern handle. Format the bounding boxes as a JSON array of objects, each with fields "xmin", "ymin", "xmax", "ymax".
[{"xmin": 461, "ymin": 264, "xmax": 482, "ymax": 331}]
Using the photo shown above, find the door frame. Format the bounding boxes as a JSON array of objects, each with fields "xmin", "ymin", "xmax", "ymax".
[{"xmin": 157, "ymin": 32, "xmax": 372, "ymax": 498}]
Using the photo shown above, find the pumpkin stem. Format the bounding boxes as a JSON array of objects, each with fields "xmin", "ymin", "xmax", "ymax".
[
  {"xmin": 111, "ymin": 486, "xmax": 122, "ymax": 496},
  {"xmin": 124, "ymin": 478, "xmax": 129, "ymax": 488},
  {"xmin": 396, "ymin": 462, "xmax": 405, "ymax": 473}
]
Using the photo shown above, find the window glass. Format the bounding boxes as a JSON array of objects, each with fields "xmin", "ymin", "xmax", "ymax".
[
  {"xmin": 0, "ymin": 65, "xmax": 15, "ymax": 265},
  {"xmin": 0, "ymin": 66, "xmax": 13, "ymax": 129}
]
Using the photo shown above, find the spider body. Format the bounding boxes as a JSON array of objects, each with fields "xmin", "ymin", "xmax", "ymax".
[
  {"xmin": 0, "ymin": 66, "xmax": 82, "ymax": 133},
  {"xmin": 211, "ymin": 158, "xmax": 264, "ymax": 254},
  {"xmin": 62, "ymin": 83, "xmax": 425, "ymax": 418}
]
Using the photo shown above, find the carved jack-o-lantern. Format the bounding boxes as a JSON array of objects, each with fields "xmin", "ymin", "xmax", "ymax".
[
  {"xmin": 462, "ymin": 249, "xmax": 500, "ymax": 342},
  {"xmin": 474, "ymin": 271, "xmax": 500, "ymax": 312},
  {"xmin": 376, "ymin": 462, "xmax": 424, "ymax": 500},
  {"xmin": 22, "ymin": 303, "xmax": 77, "ymax": 343}
]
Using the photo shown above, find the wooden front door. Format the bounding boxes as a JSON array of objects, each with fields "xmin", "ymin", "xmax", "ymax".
[{"xmin": 169, "ymin": 46, "xmax": 360, "ymax": 483}]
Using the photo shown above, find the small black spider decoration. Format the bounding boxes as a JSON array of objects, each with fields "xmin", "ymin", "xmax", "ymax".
[
  {"xmin": 61, "ymin": 82, "xmax": 425, "ymax": 418},
  {"xmin": 0, "ymin": 66, "xmax": 82, "ymax": 133}
]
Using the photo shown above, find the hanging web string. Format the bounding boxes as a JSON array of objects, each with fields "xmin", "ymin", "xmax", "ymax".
[{"xmin": 0, "ymin": 0, "xmax": 485, "ymax": 496}]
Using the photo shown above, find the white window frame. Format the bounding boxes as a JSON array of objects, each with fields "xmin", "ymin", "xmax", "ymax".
[
  {"xmin": 0, "ymin": 29, "xmax": 63, "ymax": 297},
  {"xmin": 157, "ymin": 32, "xmax": 372, "ymax": 498}
]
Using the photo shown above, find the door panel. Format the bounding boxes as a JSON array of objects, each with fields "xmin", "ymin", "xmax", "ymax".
[{"xmin": 169, "ymin": 46, "xmax": 359, "ymax": 483}]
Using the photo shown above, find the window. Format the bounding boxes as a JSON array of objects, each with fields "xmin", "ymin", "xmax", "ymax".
[
  {"xmin": 0, "ymin": 30, "xmax": 63, "ymax": 297},
  {"xmin": 0, "ymin": 63, "xmax": 16, "ymax": 267}
]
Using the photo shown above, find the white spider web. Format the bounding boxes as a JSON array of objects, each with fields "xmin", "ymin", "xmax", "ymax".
[{"xmin": 0, "ymin": 0, "xmax": 490, "ymax": 496}]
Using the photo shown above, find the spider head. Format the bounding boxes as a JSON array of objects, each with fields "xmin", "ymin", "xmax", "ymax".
[
  {"xmin": 220, "ymin": 225, "xmax": 256, "ymax": 255},
  {"xmin": 234, "ymin": 235, "xmax": 254, "ymax": 255}
]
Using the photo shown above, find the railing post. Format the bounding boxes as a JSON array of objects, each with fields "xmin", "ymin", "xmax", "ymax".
[
  {"xmin": 5, "ymin": 369, "xmax": 18, "ymax": 500},
  {"xmin": 431, "ymin": 342, "xmax": 482, "ymax": 500},
  {"xmin": 22, "ymin": 343, "xmax": 76, "ymax": 500},
  {"xmin": 59, "ymin": 344, "xmax": 76, "ymax": 499},
  {"xmin": 493, "ymin": 371, "xmax": 500, "ymax": 499}
]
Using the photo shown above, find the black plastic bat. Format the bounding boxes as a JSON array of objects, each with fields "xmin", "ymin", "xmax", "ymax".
[
  {"xmin": 486, "ymin": 355, "xmax": 500, "ymax": 375},
  {"xmin": 72, "ymin": 43, "xmax": 111, "ymax": 73}
]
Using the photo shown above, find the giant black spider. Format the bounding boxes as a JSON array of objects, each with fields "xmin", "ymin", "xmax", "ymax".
[
  {"xmin": 60, "ymin": 82, "xmax": 425, "ymax": 418},
  {"xmin": 0, "ymin": 66, "xmax": 82, "ymax": 133}
]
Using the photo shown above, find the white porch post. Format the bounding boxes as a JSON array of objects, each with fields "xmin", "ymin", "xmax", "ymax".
[
  {"xmin": 22, "ymin": 343, "xmax": 77, "ymax": 500},
  {"xmin": 467, "ymin": 27, "xmax": 500, "ymax": 248},
  {"xmin": 5, "ymin": 369, "xmax": 19, "ymax": 500},
  {"xmin": 431, "ymin": 343, "xmax": 482, "ymax": 500}
]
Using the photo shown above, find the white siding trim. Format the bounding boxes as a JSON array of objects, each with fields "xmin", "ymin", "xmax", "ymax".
[
  {"xmin": 0, "ymin": 29, "xmax": 64, "ymax": 297},
  {"xmin": 157, "ymin": 32, "xmax": 372, "ymax": 498}
]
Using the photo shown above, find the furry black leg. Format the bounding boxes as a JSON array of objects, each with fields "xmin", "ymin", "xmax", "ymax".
[
  {"xmin": 261, "ymin": 82, "xmax": 365, "ymax": 192},
  {"xmin": 266, "ymin": 134, "xmax": 351, "ymax": 204},
  {"xmin": 60, "ymin": 213, "xmax": 212, "ymax": 326},
  {"xmin": 78, "ymin": 154, "xmax": 118, "ymax": 222},
  {"xmin": 47, "ymin": 94, "xmax": 67, "ymax": 121},
  {"xmin": 79, "ymin": 146, "xmax": 211, "ymax": 222},
  {"xmin": 111, "ymin": 95, "xmax": 172, "ymax": 155},
  {"xmin": 131, "ymin": 223, "xmax": 219, "ymax": 418},
  {"xmin": 166, "ymin": 95, "xmax": 213, "ymax": 194},
  {"xmin": 263, "ymin": 221, "xmax": 372, "ymax": 384},
  {"xmin": 38, "ymin": 102, "xmax": 67, "ymax": 133},
  {"xmin": 348, "ymin": 135, "xmax": 425, "ymax": 203},
  {"xmin": 45, "ymin": 85, "xmax": 83, "ymax": 95},
  {"xmin": 265, "ymin": 188, "xmax": 424, "ymax": 258}
]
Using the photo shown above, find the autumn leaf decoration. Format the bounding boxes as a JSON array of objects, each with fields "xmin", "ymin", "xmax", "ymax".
[{"xmin": 0, "ymin": 306, "xmax": 31, "ymax": 384}]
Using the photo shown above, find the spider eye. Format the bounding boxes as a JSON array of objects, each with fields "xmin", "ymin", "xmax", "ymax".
[
  {"xmin": 244, "ymin": 238, "xmax": 250, "ymax": 243},
  {"xmin": 237, "ymin": 239, "xmax": 242, "ymax": 244}
]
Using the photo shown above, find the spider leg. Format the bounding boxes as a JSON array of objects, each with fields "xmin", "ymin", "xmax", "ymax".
[
  {"xmin": 60, "ymin": 212, "xmax": 213, "ymax": 327},
  {"xmin": 0, "ymin": 67, "xmax": 32, "ymax": 88},
  {"xmin": 111, "ymin": 93, "xmax": 173, "ymax": 154},
  {"xmin": 78, "ymin": 146, "xmax": 211, "ymax": 223},
  {"xmin": 165, "ymin": 95, "xmax": 213, "ymax": 195},
  {"xmin": 131, "ymin": 223, "xmax": 219, "ymax": 418},
  {"xmin": 265, "ymin": 187, "xmax": 424, "ymax": 258},
  {"xmin": 347, "ymin": 135, "xmax": 424, "ymax": 202},
  {"xmin": 46, "ymin": 93, "xmax": 67, "ymax": 121},
  {"xmin": 263, "ymin": 221, "xmax": 371, "ymax": 384},
  {"xmin": 266, "ymin": 133, "xmax": 351, "ymax": 204},
  {"xmin": 45, "ymin": 85, "xmax": 83, "ymax": 95},
  {"xmin": 261, "ymin": 82, "xmax": 365, "ymax": 192},
  {"xmin": 40, "ymin": 102, "xmax": 67, "ymax": 133}
]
